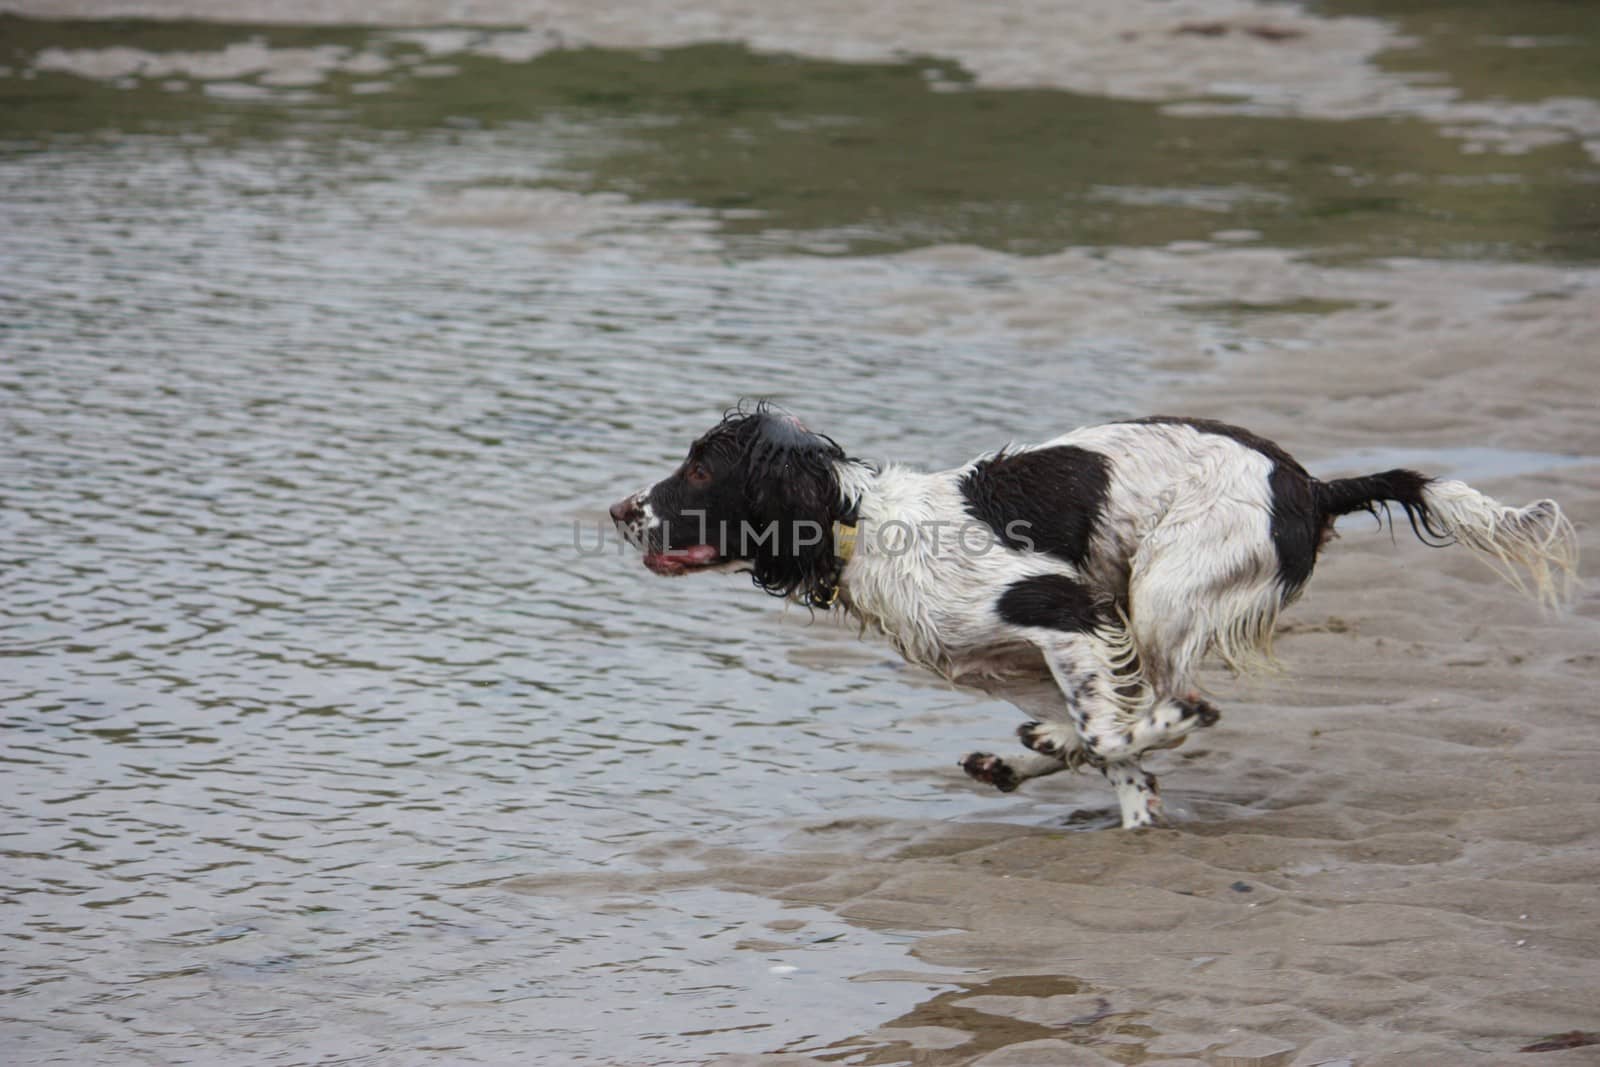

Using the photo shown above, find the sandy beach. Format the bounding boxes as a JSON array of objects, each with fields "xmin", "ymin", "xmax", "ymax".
[{"xmin": 3, "ymin": 2, "xmax": 1598, "ymax": 1064}]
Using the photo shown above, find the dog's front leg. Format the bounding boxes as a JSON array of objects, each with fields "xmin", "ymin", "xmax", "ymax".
[
  {"xmin": 1031, "ymin": 629, "xmax": 1171, "ymax": 829},
  {"xmin": 957, "ymin": 684, "xmax": 1080, "ymax": 793},
  {"xmin": 958, "ymin": 750, "xmax": 1068, "ymax": 792}
]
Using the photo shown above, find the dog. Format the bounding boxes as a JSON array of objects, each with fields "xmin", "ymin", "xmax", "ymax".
[{"xmin": 610, "ymin": 404, "xmax": 1578, "ymax": 828}]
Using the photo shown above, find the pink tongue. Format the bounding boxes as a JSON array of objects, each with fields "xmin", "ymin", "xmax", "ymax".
[
  {"xmin": 643, "ymin": 547, "xmax": 720, "ymax": 572},
  {"xmin": 659, "ymin": 547, "xmax": 716, "ymax": 563}
]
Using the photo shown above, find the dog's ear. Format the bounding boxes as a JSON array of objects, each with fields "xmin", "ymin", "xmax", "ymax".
[
  {"xmin": 745, "ymin": 413, "xmax": 843, "ymax": 520},
  {"xmin": 741, "ymin": 411, "xmax": 847, "ymax": 605}
]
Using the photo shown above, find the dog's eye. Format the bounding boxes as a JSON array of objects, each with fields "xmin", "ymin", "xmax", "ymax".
[{"xmin": 687, "ymin": 462, "xmax": 712, "ymax": 486}]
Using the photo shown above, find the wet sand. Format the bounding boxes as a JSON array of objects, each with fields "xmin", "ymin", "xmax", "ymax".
[{"xmin": 6, "ymin": 2, "xmax": 1598, "ymax": 1064}]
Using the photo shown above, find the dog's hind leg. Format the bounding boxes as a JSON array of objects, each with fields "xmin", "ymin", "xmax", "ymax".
[
  {"xmin": 1121, "ymin": 692, "xmax": 1222, "ymax": 755},
  {"xmin": 1125, "ymin": 493, "xmax": 1285, "ymax": 693},
  {"xmin": 1092, "ymin": 496, "xmax": 1277, "ymax": 762}
]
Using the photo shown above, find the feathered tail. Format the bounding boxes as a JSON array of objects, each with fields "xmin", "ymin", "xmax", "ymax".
[{"xmin": 1317, "ymin": 469, "xmax": 1580, "ymax": 611}]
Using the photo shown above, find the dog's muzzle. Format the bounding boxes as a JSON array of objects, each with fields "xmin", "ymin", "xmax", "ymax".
[{"xmin": 609, "ymin": 493, "xmax": 648, "ymax": 549}]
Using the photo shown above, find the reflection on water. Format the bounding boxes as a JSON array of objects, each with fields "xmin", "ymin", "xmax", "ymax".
[{"xmin": 2, "ymin": 7, "xmax": 1598, "ymax": 1064}]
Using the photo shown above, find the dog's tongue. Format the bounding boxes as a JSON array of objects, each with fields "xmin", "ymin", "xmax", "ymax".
[{"xmin": 643, "ymin": 543, "xmax": 719, "ymax": 574}]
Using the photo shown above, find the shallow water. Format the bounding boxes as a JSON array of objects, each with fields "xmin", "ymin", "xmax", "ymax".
[{"xmin": 3, "ymin": 9, "xmax": 1598, "ymax": 1064}]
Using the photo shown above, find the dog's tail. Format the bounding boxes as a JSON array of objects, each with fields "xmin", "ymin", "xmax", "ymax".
[{"xmin": 1316, "ymin": 469, "xmax": 1579, "ymax": 611}]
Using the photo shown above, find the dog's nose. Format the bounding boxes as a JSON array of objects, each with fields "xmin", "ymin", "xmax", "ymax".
[{"xmin": 610, "ymin": 496, "xmax": 640, "ymax": 525}]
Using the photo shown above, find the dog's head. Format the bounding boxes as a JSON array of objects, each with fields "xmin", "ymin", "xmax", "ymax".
[{"xmin": 610, "ymin": 405, "xmax": 855, "ymax": 604}]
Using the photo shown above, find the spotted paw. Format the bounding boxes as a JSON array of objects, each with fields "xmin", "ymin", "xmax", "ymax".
[
  {"xmin": 1017, "ymin": 721, "xmax": 1063, "ymax": 756},
  {"xmin": 960, "ymin": 752, "xmax": 1020, "ymax": 793},
  {"xmin": 1017, "ymin": 721, "xmax": 1087, "ymax": 768},
  {"xmin": 1178, "ymin": 694, "xmax": 1221, "ymax": 727}
]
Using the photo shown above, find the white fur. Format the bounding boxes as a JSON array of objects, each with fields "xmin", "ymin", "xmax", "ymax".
[{"xmin": 1420, "ymin": 480, "xmax": 1580, "ymax": 610}]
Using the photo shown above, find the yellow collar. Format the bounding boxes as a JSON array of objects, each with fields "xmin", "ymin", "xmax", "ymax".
[{"xmin": 833, "ymin": 521, "xmax": 858, "ymax": 563}]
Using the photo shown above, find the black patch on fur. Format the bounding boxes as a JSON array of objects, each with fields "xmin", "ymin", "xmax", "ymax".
[
  {"xmin": 1269, "ymin": 464, "xmax": 1323, "ymax": 594},
  {"xmin": 1315, "ymin": 468, "xmax": 1447, "ymax": 544},
  {"xmin": 996, "ymin": 573, "xmax": 1103, "ymax": 632},
  {"xmin": 960, "ymin": 446, "xmax": 1111, "ymax": 567}
]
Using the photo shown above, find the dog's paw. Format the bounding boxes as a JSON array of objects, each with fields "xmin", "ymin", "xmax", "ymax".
[
  {"xmin": 1119, "ymin": 790, "xmax": 1173, "ymax": 830},
  {"xmin": 1017, "ymin": 720, "xmax": 1086, "ymax": 765},
  {"xmin": 1019, "ymin": 721, "xmax": 1093, "ymax": 770},
  {"xmin": 1017, "ymin": 720, "xmax": 1056, "ymax": 754},
  {"xmin": 1178, "ymin": 693, "xmax": 1221, "ymax": 727},
  {"xmin": 960, "ymin": 752, "xmax": 1020, "ymax": 793}
]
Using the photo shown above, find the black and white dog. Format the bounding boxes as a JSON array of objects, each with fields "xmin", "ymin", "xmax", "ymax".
[{"xmin": 610, "ymin": 405, "xmax": 1578, "ymax": 828}]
